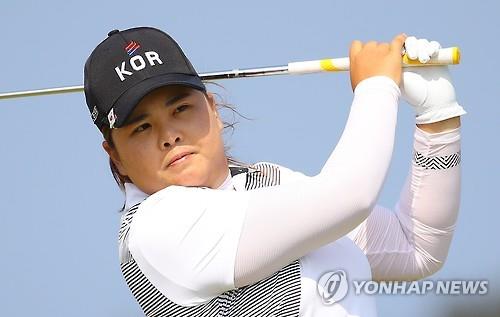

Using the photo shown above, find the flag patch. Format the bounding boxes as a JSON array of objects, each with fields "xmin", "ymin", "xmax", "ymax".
[{"xmin": 125, "ymin": 41, "xmax": 141, "ymax": 56}]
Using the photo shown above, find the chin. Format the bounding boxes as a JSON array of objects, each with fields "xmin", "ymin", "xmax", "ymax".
[{"xmin": 168, "ymin": 169, "xmax": 208, "ymax": 188}]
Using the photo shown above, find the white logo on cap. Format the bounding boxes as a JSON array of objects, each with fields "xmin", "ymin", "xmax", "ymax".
[
  {"xmin": 91, "ymin": 106, "xmax": 99, "ymax": 122},
  {"xmin": 115, "ymin": 51, "xmax": 163, "ymax": 81},
  {"xmin": 108, "ymin": 108, "xmax": 117, "ymax": 129}
]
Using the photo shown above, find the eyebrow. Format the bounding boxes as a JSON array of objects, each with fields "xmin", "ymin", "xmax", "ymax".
[
  {"xmin": 122, "ymin": 91, "xmax": 193, "ymax": 127},
  {"xmin": 165, "ymin": 92, "xmax": 192, "ymax": 107}
]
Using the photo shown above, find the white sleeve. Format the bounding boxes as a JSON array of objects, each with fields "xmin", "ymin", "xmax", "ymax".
[
  {"xmin": 127, "ymin": 76, "xmax": 400, "ymax": 306},
  {"xmin": 128, "ymin": 186, "xmax": 251, "ymax": 306},
  {"xmin": 347, "ymin": 126, "xmax": 462, "ymax": 280}
]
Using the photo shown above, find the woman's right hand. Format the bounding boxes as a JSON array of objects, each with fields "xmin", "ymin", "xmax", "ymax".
[{"xmin": 349, "ymin": 33, "xmax": 407, "ymax": 91}]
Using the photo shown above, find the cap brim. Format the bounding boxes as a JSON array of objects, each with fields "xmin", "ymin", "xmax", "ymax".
[{"xmin": 112, "ymin": 73, "xmax": 206, "ymax": 128}]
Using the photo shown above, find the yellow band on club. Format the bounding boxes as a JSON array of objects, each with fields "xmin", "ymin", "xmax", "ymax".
[
  {"xmin": 320, "ymin": 59, "xmax": 339, "ymax": 71},
  {"xmin": 402, "ymin": 54, "xmax": 421, "ymax": 65},
  {"xmin": 452, "ymin": 47, "xmax": 461, "ymax": 64}
]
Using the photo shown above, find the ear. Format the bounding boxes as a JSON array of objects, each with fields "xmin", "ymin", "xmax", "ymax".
[
  {"xmin": 206, "ymin": 92, "xmax": 224, "ymax": 131},
  {"xmin": 102, "ymin": 140, "xmax": 128, "ymax": 177}
]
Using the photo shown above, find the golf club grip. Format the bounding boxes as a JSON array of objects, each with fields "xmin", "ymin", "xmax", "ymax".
[{"xmin": 288, "ymin": 47, "xmax": 460, "ymax": 74}]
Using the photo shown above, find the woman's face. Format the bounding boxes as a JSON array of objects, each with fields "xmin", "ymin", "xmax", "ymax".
[{"xmin": 103, "ymin": 85, "xmax": 228, "ymax": 195}]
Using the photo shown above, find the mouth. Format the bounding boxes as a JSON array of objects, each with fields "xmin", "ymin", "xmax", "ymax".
[{"xmin": 167, "ymin": 152, "xmax": 194, "ymax": 167}]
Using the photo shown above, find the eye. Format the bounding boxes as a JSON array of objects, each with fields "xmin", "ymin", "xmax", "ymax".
[
  {"xmin": 174, "ymin": 104, "xmax": 189, "ymax": 113},
  {"xmin": 133, "ymin": 123, "xmax": 151, "ymax": 134}
]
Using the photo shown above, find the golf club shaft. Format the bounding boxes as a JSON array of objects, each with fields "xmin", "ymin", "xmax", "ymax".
[{"xmin": 0, "ymin": 47, "xmax": 460, "ymax": 100}]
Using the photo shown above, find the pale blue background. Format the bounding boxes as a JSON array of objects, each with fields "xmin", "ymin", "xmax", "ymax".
[{"xmin": 0, "ymin": 0, "xmax": 498, "ymax": 316}]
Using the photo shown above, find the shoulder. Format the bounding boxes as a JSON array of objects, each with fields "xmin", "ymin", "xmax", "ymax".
[
  {"xmin": 250, "ymin": 161, "xmax": 310, "ymax": 184},
  {"xmin": 133, "ymin": 185, "xmax": 249, "ymax": 235},
  {"xmin": 127, "ymin": 185, "xmax": 251, "ymax": 305}
]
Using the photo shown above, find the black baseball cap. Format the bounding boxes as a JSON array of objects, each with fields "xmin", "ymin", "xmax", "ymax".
[{"xmin": 84, "ymin": 27, "xmax": 206, "ymax": 130}]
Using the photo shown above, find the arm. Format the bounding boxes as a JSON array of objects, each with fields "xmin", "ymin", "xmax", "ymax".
[
  {"xmin": 233, "ymin": 76, "xmax": 400, "ymax": 287},
  {"xmin": 417, "ymin": 116, "xmax": 460, "ymax": 133},
  {"xmin": 347, "ymin": 37, "xmax": 466, "ymax": 280},
  {"xmin": 128, "ymin": 35, "xmax": 408, "ymax": 306},
  {"xmin": 347, "ymin": 121, "xmax": 462, "ymax": 280}
]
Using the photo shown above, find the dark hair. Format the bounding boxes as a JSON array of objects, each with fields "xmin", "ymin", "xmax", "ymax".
[{"xmin": 101, "ymin": 82, "xmax": 252, "ymax": 194}]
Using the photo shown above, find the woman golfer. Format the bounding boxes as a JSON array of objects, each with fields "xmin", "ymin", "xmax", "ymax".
[{"xmin": 84, "ymin": 27, "xmax": 465, "ymax": 316}]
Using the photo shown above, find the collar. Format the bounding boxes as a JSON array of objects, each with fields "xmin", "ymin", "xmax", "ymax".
[{"xmin": 123, "ymin": 182, "xmax": 149, "ymax": 211}]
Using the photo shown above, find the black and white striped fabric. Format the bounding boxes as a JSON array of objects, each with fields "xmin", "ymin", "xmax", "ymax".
[
  {"xmin": 413, "ymin": 150, "xmax": 461, "ymax": 170},
  {"xmin": 118, "ymin": 163, "xmax": 302, "ymax": 317}
]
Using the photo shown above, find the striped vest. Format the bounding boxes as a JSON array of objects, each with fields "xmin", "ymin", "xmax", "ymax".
[{"xmin": 118, "ymin": 163, "xmax": 302, "ymax": 316}]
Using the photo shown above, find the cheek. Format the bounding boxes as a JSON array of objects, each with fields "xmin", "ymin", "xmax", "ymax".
[
  {"xmin": 187, "ymin": 118, "xmax": 224, "ymax": 163},
  {"xmin": 120, "ymin": 139, "xmax": 159, "ymax": 174},
  {"xmin": 187, "ymin": 110, "xmax": 221, "ymax": 145},
  {"xmin": 203, "ymin": 114, "xmax": 224, "ymax": 145}
]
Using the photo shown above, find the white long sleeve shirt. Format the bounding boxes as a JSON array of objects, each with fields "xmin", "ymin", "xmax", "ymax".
[{"xmin": 118, "ymin": 76, "xmax": 462, "ymax": 316}]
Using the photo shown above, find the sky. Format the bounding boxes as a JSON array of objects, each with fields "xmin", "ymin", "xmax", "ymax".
[{"xmin": 0, "ymin": 0, "xmax": 498, "ymax": 316}]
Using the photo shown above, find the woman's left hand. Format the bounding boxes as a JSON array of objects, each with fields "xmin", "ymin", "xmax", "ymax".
[{"xmin": 400, "ymin": 36, "xmax": 467, "ymax": 124}]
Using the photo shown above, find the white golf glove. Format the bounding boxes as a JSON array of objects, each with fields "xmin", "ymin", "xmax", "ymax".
[{"xmin": 400, "ymin": 36, "xmax": 466, "ymax": 124}]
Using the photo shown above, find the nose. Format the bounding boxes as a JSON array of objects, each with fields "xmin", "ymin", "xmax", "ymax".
[
  {"xmin": 160, "ymin": 126, "xmax": 182, "ymax": 149},
  {"xmin": 163, "ymin": 136, "xmax": 181, "ymax": 148}
]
